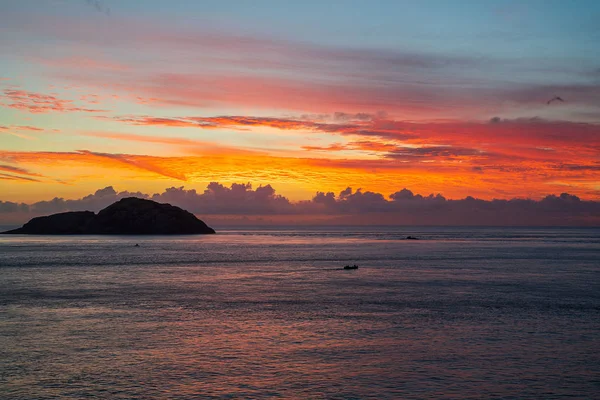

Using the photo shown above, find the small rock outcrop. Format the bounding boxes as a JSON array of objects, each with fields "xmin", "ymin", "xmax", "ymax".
[{"xmin": 2, "ymin": 197, "xmax": 215, "ymax": 235}]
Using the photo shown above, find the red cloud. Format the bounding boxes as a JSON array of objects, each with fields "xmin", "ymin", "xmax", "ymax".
[
  {"xmin": 4, "ymin": 12, "xmax": 599, "ymax": 121},
  {"xmin": 106, "ymin": 113, "xmax": 600, "ymax": 164},
  {"xmin": 1, "ymin": 89, "xmax": 104, "ymax": 114},
  {"xmin": 107, "ymin": 114, "xmax": 417, "ymax": 140},
  {"xmin": 38, "ymin": 56, "xmax": 128, "ymax": 71}
]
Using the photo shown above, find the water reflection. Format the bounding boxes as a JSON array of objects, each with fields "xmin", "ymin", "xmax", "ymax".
[{"xmin": 1, "ymin": 227, "xmax": 598, "ymax": 398}]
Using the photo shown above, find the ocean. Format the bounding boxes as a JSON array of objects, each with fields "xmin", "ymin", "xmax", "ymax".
[{"xmin": 0, "ymin": 226, "xmax": 598, "ymax": 399}]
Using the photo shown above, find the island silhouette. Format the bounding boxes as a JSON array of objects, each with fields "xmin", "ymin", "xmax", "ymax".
[{"xmin": 1, "ymin": 197, "xmax": 215, "ymax": 235}]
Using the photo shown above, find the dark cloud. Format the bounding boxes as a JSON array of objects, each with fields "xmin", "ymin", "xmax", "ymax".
[
  {"xmin": 384, "ymin": 146, "xmax": 483, "ymax": 159},
  {"xmin": 152, "ymin": 183, "xmax": 294, "ymax": 215},
  {"xmin": 301, "ymin": 188, "xmax": 389, "ymax": 213},
  {"xmin": 391, "ymin": 188, "xmax": 443, "ymax": 202},
  {"xmin": 488, "ymin": 116, "xmax": 544, "ymax": 124},
  {"xmin": 27, "ymin": 186, "xmax": 147, "ymax": 215},
  {"xmin": 1, "ymin": 183, "xmax": 598, "ymax": 226},
  {"xmin": 554, "ymin": 163, "xmax": 600, "ymax": 171},
  {"xmin": 332, "ymin": 111, "xmax": 387, "ymax": 122},
  {"xmin": 0, "ymin": 201, "xmax": 29, "ymax": 213},
  {"xmin": 505, "ymin": 84, "xmax": 600, "ymax": 107},
  {"xmin": 85, "ymin": 0, "xmax": 110, "ymax": 16}
]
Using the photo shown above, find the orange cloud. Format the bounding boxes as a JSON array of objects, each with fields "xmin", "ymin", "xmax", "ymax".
[
  {"xmin": 0, "ymin": 150, "xmax": 186, "ymax": 183},
  {"xmin": 0, "ymin": 125, "xmax": 56, "ymax": 140},
  {"xmin": 10, "ymin": 125, "xmax": 44, "ymax": 132},
  {"xmin": 76, "ymin": 150, "xmax": 188, "ymax": 181},
  {"xmin": 83, "ymin": 131, "xmax": 263, "ymax": 156},
  {"xmin": 1, "ymin": 149, "xmax": 598, "ymax": 202},
  {"xmin": 0, "ymin": 164, "xmax": 43, "ymax": 178},
  {"xmin": 0, "ymin": 173, "xmax": 41, "ymax": 182},
  {"xmin": 0, "ymin": 131, "xmax": 33, "ymax": 141},
  {"xmin": 302, "ymin": 143, "xmax": 348, "ymax": 152}
]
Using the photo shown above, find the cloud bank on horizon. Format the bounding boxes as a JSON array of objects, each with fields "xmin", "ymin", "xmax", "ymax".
[
  {"xmin": 1, "ymin": 184, "xmax": 598, "ymax": 227},
  {"xmin": 0, "ymin": 0, "xmax": 599, "ymax": 212}
]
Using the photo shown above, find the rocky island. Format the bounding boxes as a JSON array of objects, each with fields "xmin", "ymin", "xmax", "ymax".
[{"xmin": 1, "ymin": 197, "xmax": 216, "ymax": 235}]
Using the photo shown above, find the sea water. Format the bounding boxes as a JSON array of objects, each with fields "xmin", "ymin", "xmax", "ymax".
[{"xmin": 0, "ymin": 227, "xmax": 598, "ymax": 399}]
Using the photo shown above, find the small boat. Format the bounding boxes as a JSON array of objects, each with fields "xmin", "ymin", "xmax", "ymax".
[
  {"xmin": 134, "ymin": 244, "xmax": 140, "ymax": 247},
  {"xmin": 344, "ymin": 264, "xmax": 359, "ymax": 270}
]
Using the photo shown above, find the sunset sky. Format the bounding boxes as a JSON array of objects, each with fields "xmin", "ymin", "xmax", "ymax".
[{"xmin": 1, "ymin": 0, "xmax": 599, "ymax": 211}]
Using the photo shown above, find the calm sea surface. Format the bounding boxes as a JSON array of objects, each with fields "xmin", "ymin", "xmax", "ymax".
[{"xmin": 0, "ymin": 227, "xmax": 598, "ymax": 399}]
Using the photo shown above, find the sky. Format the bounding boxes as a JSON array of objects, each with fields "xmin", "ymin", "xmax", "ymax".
[{"xmin": 0, "ymin": 1, "xmax": 599, "ymax": 224}]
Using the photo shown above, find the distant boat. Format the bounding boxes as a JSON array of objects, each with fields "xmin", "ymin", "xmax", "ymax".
[
  {"xmin": 344, "ymin": 264, "xmax": 359, "ymax": 270},
  {"xmin": 134, "ymin": 243, "xmax": 140, "ymax": 247},
  {"xmin": 406, "ymin": 236, "xmax": 419, "ymax": 240}
]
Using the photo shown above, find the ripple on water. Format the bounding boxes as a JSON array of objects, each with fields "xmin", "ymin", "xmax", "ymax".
[{"xmin": 0, "ymin": 227, "xmax": 598, "ymax": 399}]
